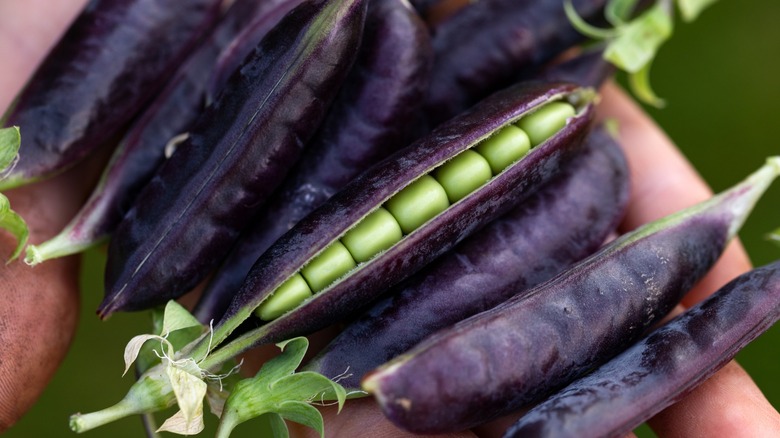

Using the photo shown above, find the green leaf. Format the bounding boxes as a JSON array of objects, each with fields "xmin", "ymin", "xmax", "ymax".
[
  {"xmin": 603, "ymin": 3, "xmax": 674, "ymax": 73},
  {"xmin": 0, "ymin": 193, "xmax": 29, "ymax": 262},
  {"xmin": 0, "ymin": 126, "xmax": 20, "ymax": 174},
  {"xmin": 677, "ymin": 0, "xmax": 718, "ymax": 21}
]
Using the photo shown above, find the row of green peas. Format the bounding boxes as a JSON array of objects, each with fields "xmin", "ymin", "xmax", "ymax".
[{"xmin": 255, "ymin": 101, "xmax": 577, "ymax": 320}]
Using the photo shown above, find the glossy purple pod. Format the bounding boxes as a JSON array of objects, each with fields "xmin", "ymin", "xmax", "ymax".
[
  {"xmin": 205, "ymin": 0, "xmax": 306, "ymax": 104},
  {"xmin": 98, "ymin": 0, "xmax": 368, "ymax": 317},
  {"xmin": 24, "ymin": 0, "xmax": 286, "ymax": 264},
  {"xmin": 304, "ymin": 125, "xmax": 629, "ymax": 390},
  {"xmin": 505, "ymin": 260, "xmax": 780, "ymax": 438},
  {"xmin": 362, "ymin": 158, "xmax": 780, "ymax": 434},
  {"xmin": 192, "ymin": 0, "xmax": 434, "ymax": 323},
  {"xmin": 197, "ymin": 82, "xmax": 596, "ymax": 365},
  {"xmin": 535, "ymin": 46, "xmax": 614, "ymax": 90},
  {"xmin": 0, "ymin": 0, "xmax": 223, "ymax": 189},
  {"xmin": 423, "ymin": 0, "xmax": 607, "ymax": 126}
]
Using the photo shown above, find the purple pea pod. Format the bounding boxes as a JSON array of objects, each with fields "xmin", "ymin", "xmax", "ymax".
[
  {"xmin": 205, "ymin": 0, "xmax": 306, "ymax": 104},
  {"xmin": 98, "ymin": 0, "xmax": 368, "ymax": 317},
  {"xmin": 535, "ymin": 45, "xmax": 614, "ymax": 90},
  {"xmin": 23, "ymin": 0, "xmax": 289, "ymax": 265},
  {"xmin": 192, "ymin": 0, "xmax": 434, "ymax": 323},
  {"xmin": 505, "ymin": 259, "xmax": 780, "ymax": 438},
  {"xmin": 423, "ymin": 0, "xmax": 607, "ymax": 126},
  {"xmin": 362, "ymin": 157, "xmax": 780, "ymax": 434},
  {"xmin": 0, "ymin": 0, "xmax": 223, "ymax": 189},
  {"xmin": 189, "ymin": 81, "xmax": 597, "ymax": 368},
  {"xmin": 304, "ymin": 125, "xmax": 629, "ymax": 391}
]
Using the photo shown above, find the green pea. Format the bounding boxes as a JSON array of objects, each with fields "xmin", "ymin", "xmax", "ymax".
[
  {"xmin": 474, "ymin": 124, "xmax": 531, "ymax": 175},
  {"xmin": 255, "ymin": 273, "xmax": 312, "ymax": 321},
  {"xmin": 434, "ymin": 149, "xmax": 493, "ymax": 202},
  {"xmin": 516, "ymin": 101, "xmax": 576, "ymax": 147},
  {"xmin": 341, "ymin": 207, "xmax": 403, "ymax": 263},
  {"xmin": 385, "ymin": 175, "xmax": 450, "ymax": 234},
  {"xmin": 301, "ymin": 241, "xmax": 357, "ymax": 292}
]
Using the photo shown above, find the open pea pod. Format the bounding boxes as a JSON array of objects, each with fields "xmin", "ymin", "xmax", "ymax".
[{"xmin": 197, "ymin": 81, "xmax": 597, "ymax": 364}]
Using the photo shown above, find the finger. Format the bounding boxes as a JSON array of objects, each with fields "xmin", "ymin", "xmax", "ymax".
[
  {"xmin": 0, "ymin": 0, "xmax": 91, "ymax": 430},
  {"xmin": 647, "ymin": 360, "xmax": 780, "ymax": 437},
  {"xmin": 287, "ymin": 397, "xmax": 477, "ymax": 438},
  {"xmin": 0, "ymin": 0, "xmax": 88, "ymax": 111},
  {"xmin": 596, "ymin": 82, "xmax": 753, "ymax": 307},
  {"xmin": 597, "ymin": 83, "xmax": 780, "ymax": 436}
]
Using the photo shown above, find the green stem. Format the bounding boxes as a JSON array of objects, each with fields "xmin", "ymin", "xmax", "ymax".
[{"xmin": 69, "ymin": 365, "xmax": 175, "ymax": 433}]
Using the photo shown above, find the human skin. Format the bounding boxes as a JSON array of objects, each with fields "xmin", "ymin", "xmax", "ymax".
[{"xmin": 0, "ymin": 1, "xmax": 778, "ymax": 436}]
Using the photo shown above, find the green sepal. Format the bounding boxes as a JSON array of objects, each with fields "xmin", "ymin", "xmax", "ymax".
[
  {"xmin": 160, "ymin": 301, "xmax": 203, "ymax": 336},
  {"xmin": 0, "ymin": 127, "xmax": 28, "ymax": 262},
  {"xmin": 132, "ymin": 302, "xmax": 207, "ymax": 376},
  {"xmin": 605, "ymin": 0, "xmax": 640, "ymax": 26},
  {"xmin": 0, "ymin": 126, "xmax": 20, "ymax": 174},
  {"xmin": 263, "ymin": 413, "xmax": 290, "ymax": 438},
  {"xmin": 0, "ymin": 193, "xmax": 28, "ymax": 262},
  {"xmin": 215, "ymin": 337, "xmax": 348, "ymax": 438},
  {"xmin": 603, "ymin": 3, "xmax": 673, "ymax": 74},
  {"xmin": 628, "ymin": 59, "xmax": 666, "ymax": 108},
  {"xmin": 277, "ymin": 401, "xmax": 323, "ymax": 436},
  {"xmin": 565, "ymin": 0, "xmax": 618, "ymax": 39},
  {"xmin": 677, "ymin": 0, "xmax": 718, "ymax": 21},
  {"xmin": 767, "ymin": 227, "xmax": 780, "ymax": 247}
]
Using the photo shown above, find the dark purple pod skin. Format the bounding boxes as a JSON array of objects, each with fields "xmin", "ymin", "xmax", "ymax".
[
  {"xmin": 362, "ymin": 159, "xmax": 773, "ymax": 433},
  {"xmin": 0, "ymin": 0, "xmax": 223, "ymax": 189},
  {"xmin": 304, "ymin": 126, "xmax": 629, "ymax": 390},
  {"xmin": 535, "ymin": 46, "xmax": 614, "ymax": 90},
  {"xmin": 207, "ymin": 82, "xmax": 595, "ymax": 359},
  {"xmin": 98, "ymin": 0, "xmax": 368, "ymax": 317},
  {"xmin": 192, "ymin": 0, "xmax": 434, "ymax": 323},
  {"xmin": 424, "ymin": 0, "xmax": 607, "ymax": 126},
  {"xmin": 505, "ymin": 260, "xmax": 780, "ymax": 438},
  {"xmin": 34, "ymin": 0, "xmax": 284, "ymax": 256},
  {"xmin": 205, "ymin": 0, "xmax": 306, "ymax": 104}
]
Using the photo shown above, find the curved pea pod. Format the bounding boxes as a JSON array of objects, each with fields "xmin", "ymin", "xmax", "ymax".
[
  {"xmin": 23, "ymin": 0, "xmax": 283, "ymax": 265},
  {"xmin": 193, "ymin": 82, "xmax": 596, "ymax": 367},
  {"xmin": 0, "ymin": 0, "xmax": 223, "ymax": 189},
  {"xmin": 304, "ymin": 125, "xmax": 629, "ymax": 391},
  {"xmin": 505, "ymin": 260, "xmax": 780, "ymax": 438},
  {"xmin": 423, "ymin": 0, "xmax": 607, "ymax": 126},
  {"xmin": 362, "ymin": 157, "xmax": 780, "ymax": 434},
  {"xmin": 192, "ymin": 0, "xmax": 434, "ymax": 323},
  {"xmin": 98, "ymin": 0, "xmax": 368, "ymax": 317}
]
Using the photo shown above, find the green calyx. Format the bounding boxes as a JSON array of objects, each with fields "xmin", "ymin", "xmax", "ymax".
[
  {"xmin": 216, "ymin": 337, "xmax": 348, "ymax": 438},
  {"xmin": 0, "ymin": 126, "xmax": 28, "ymax": 262}
]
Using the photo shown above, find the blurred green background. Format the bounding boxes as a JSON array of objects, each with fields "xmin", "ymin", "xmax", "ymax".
[{"xmin": 7, "ymin": 0, "xmax": 780, "ymax": 436}]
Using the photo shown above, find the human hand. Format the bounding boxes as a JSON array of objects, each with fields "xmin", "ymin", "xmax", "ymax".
[
  {"xmin": 282, "ymin": 81, "xmax": 780, "ymax": 438},
  {"xmin": 2, "ymin": 1, "xmax": 778, "ymax": 437},
  {"xmin": 0, "ymin": 0, "xmax": 93, "ymax": 431}
]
